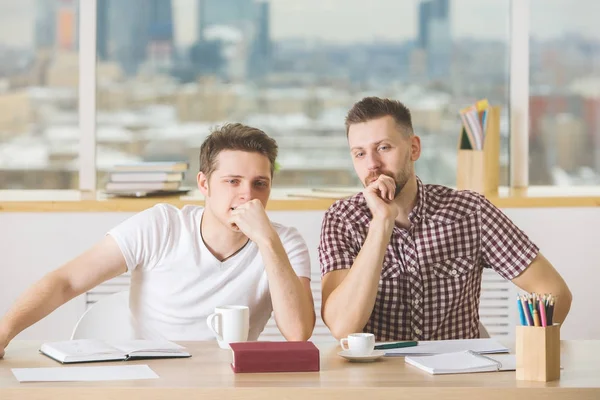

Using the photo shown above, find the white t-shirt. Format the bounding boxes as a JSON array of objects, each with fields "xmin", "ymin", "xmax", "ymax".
[{"xmin": 107, "ymin": 203, "xmax": 311, "ymax": 341}]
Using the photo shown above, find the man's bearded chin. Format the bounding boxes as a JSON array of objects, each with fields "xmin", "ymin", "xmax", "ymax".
[{"xmin": 365, "ymin": 172, "xmax": 401, "ymax": 195}]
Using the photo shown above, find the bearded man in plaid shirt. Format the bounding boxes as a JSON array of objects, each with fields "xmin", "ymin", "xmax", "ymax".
[{"xmin": 319, "ymin": 97, "xmax": 572, "ymax": 341}]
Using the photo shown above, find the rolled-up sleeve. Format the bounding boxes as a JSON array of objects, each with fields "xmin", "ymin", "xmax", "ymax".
[
  {"xmin": 318, "ymin": 209, "xmax": 358, "ymax": 276},
  {"xmin": 479, "ymin": 195, "xmax": 539, "ymax": 280}
]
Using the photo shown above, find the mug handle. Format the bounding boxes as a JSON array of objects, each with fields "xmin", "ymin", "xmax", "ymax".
[
  {"xmin": 340, "ymin": 338, "xmax": 349, "ymax": 351},
  {"xmin": 206, "ymin": 313, "xmax": 223, "ymax": 342}
]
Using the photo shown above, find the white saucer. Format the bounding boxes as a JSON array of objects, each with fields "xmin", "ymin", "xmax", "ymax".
[{"xmin": 338, "ymin": 350, "xmax": 385, "ymax": 362}]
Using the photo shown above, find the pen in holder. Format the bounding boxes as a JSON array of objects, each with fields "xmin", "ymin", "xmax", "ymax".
[{"xmin": 516, "ymin": 323, "xmax": 560, "ymax": 382}]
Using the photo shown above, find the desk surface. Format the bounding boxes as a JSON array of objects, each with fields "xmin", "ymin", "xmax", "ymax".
[{"xmin": 1, "ymin": 340, "xmax": 599, "ymax": 399}]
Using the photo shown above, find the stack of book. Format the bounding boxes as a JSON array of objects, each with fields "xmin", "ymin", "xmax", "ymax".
[{"xmin": 105, "ymin": 161, "xmax": 189, "ymax": 195}]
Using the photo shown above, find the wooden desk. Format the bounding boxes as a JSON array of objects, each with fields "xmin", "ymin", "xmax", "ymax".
[
  {"xmin": 3, "ymin": 186, "xmax": 600, "ymax": 212},
  {"xmin": 1, "ymin": 340, "xmax": 599, "ymax": 399}
]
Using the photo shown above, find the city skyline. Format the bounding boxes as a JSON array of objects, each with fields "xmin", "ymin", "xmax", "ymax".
[{"xmin": 1, "ymin": 0, "xmax": 599, "ymax": 49}]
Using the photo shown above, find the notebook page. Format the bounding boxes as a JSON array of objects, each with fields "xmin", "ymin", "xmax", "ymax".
[
  {"xmin": 41, "ymin": 339, "xmax": 122, "ymax": 357},
  {"xmin": 405, "ymin": 351, "xmax": 499, "ymax": 374},
  {"xmin": 485, "ymin": 354, "xmax": 516, "ymax": 371},
  {"xmin": 110, "ymin": 340, "xmax": 186, "ymax": 354},
  {"xmin": 385, "ymin": 338, "xmax": 509, "ymax": 356}
]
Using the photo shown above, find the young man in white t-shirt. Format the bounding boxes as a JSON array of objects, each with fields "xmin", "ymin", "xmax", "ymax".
[{"xmin": 0, "ymin": 123, "xmax": 315, "ymax": 357}]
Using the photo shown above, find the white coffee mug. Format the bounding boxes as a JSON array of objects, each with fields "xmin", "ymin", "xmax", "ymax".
[
  {"xmin": 206, "ymin": 305, "xmax": 250, "ymax": 349},
  {"xmin": 340, "ymin": 333, "xmax": 375, "ymax": 356}
]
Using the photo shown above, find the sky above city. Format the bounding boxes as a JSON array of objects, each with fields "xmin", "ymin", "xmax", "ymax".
[{"xmin": 0, "ymin": 0, "xmax": 598, "ymax": 48}]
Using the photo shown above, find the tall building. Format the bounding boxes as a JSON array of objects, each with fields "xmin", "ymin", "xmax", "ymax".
[
  {"xmin": 249, "ymin": 0, "xmax": 271, "ymax": 78},
  {"xmin": 417, "ymin": 1, "xmax": 431, "ymax": 49},
  {"xmin": 35, "ymin": 0, "xmax": 57, "ymax": 50},
  {"xmin": 56, "ymin": 0, "xmax": 78, "ymax": 51},
  {"xmin": 417, "ymin": 0, "xmax": 451, "ymax": 80},
  {"xmin": 197, "ymin": 0, "xmax": 271, "ymax": 79},
  {"xmin": 97, "ymin": 0, "xmax": 109, "ymax": 60},
  {"xmin": 106, "ymin": 0, "xmax": 174, "ymax": 74},
  {"xmin": 106, "ymin": 0, "xmax": 145, "ymax": 74},
  {"xmin": 146, "ymin": 0, "xmax": 174, "ymax": 42},
  {"xmin": 35, "ymin": 0, "xmax": 79, "ymax": 52},
  {"xmin": 198, "ymin": 0, "xmax": 255, "ymax": 40},
  {"xmin": 146, "ymin": 0, "xmax": 175, "ymax": 70}
]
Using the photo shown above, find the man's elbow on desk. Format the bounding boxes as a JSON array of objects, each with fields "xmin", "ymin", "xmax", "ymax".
[
  {"xmin": 550, "ymin": 286, "xmax": 572, "ymax": 324},
  {"xmin": 323, "ymin": 317, "xmax": 366, "ymax": 341}
]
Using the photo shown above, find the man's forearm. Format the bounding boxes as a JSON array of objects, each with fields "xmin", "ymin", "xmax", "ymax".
[
  {"xmin": 0, "ymin": 272, "xmax": 74, "ymax": 347},
  {"xmin": 322, "ymin": 219, "xmax": 393, "ymax": 339},
  {"xmin": 510, "ymin": 253, "xmax": 573, "ymax": 325},
  {"xmin": 258, "ymin": 237, "xmax": 315, "ymax": 341}
]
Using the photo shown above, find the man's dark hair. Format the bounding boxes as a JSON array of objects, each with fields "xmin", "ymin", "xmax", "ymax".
[
  {"xmin": 199, "ymin": 123, "xmax": 278, "ymax": 178},
  {"xmin": 345, "ymin": 96, "xmax": 414, "ymax": 138}
]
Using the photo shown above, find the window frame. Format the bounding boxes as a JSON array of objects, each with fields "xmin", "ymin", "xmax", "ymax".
[
  {"xmin": 79, "ymin": 0, "xmax": 98, "ymax": 191},
  {"xmin": 509, "ymin": 0, "xmax": 530, "ymax": 189}
]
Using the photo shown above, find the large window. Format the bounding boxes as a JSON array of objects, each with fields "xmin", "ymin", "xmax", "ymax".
[
  {"xmin": 11, "ymin": 1, "xmax": 600, "ymax": 191},
  {"xmin": 0, "ymin": 0, "xmax": 79, "ymax": 189},
  {"xmin": 530, "ymin": 0, "xmax": 600, "ymax": 186},
  {"xmin": 94, "ymin": 0, "xmax": 510, "ymax": 190}
]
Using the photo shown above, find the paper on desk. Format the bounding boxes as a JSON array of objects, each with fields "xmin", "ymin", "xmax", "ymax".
[{"xmin": 12, "ymin": 365, "xmax": 159, "ymax": 382}]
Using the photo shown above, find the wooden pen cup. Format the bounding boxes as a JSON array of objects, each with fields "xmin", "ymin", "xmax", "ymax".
[
  {"xmin": 456, "ymin": 105, "xmax": 501, "ymax": 196},
  {"xmin": 516, "ymin": 324, "xmax": 560, "ymax": 382}
]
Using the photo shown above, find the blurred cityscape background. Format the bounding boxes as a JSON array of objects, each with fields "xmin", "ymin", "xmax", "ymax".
[{"xmin": 0, "ymin": 0, "xmax": 598, "ymax": 189}]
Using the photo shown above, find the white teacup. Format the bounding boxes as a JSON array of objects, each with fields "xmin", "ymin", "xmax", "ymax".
[
  {"xmin": 206, "ymin": 305, "xmax": 249, "ymax": 349},
  {"xmin": 340, "ymin": 333, "xmax": 375, "ymax": 356}
]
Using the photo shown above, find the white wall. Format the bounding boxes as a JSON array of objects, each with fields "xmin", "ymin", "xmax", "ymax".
[{"xmin": 0, "ymin": 208, "xmax": 597, "ymax": 341}]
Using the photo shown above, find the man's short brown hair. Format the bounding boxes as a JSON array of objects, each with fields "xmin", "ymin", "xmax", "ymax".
[
  {"xmin": 199, "ymin": 123, "xmax": 278, "ymax": 179},
  {"xmin": 345, "ymin": 96, "xmax": 414, "ymax": 138}
]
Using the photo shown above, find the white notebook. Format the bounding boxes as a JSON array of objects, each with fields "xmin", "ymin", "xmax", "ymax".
[
  {"xmin": 383, "ymin": 338, "xmax": 509, "ymax": 356},
  {"xmin": 40, "ymin": 339, "xmax": 191, "ymax": 364},
  {"xmin": 405, "ymin": 351, "xmax": 516, "ymax": 375}
]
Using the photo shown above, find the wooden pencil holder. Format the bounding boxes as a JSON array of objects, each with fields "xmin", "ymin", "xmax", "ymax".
[
  {"xmin": 456, "ymin": 105, "xmax": 501, "ymax": 196},
  {"xmin": 516, "ymin": 324, "xmax": 560, "ymax": 382}
]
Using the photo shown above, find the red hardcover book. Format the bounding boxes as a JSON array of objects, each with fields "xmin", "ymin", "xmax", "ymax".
[{"xmin": 229, "ymin": 341, "xmax": 320, "ymax": 373}]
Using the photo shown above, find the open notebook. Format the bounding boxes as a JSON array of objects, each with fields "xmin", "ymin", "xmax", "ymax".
[
  {"xmin": 40, "ymin": 339, "xmax": 191, "ymax": 364},
  {"xmin": 405, "ymin": 351, "xmax": 516, "ymax": 375}
]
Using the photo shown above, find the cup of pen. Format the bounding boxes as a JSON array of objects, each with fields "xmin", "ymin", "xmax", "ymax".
[{"xmin": 515, "ymin": 293, "xmax": 560, "ymax": 382}]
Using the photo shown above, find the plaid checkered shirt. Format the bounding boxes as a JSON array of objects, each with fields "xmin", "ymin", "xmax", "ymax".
[{"xmin": 318, "ymin": 177, "xmax": 539, "ymax": 341}]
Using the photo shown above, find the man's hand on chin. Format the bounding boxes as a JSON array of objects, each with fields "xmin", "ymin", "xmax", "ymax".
[{"xmin": 228, "ymin": 199, "xmax": 276, "ymax": 246}]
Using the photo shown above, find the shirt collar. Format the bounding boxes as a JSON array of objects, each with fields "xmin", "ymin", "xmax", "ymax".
[{"xmin": 408, "ymin": 176, "xmax": 427, "ymax": 224}]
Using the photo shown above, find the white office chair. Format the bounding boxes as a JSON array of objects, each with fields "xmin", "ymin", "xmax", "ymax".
[
  {"xmin": 71, "ymin": 291, "xmax": 136, "ymax": 341},
  {"xmin": 479, "ymin": 321, "xmax": 490, "ymax": 338}
]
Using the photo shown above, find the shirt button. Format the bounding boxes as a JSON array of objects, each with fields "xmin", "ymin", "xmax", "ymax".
[
  {"xmin": 451, "ymin": 270, "xmax": 458, "ymax": 276},
  {"xmin": 414, "ymin": 328, "xmax": 422, "ymax": 335},
  {"xmin": 409, "ymin": 267, "xmax": 417, "ymax": 273}
]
